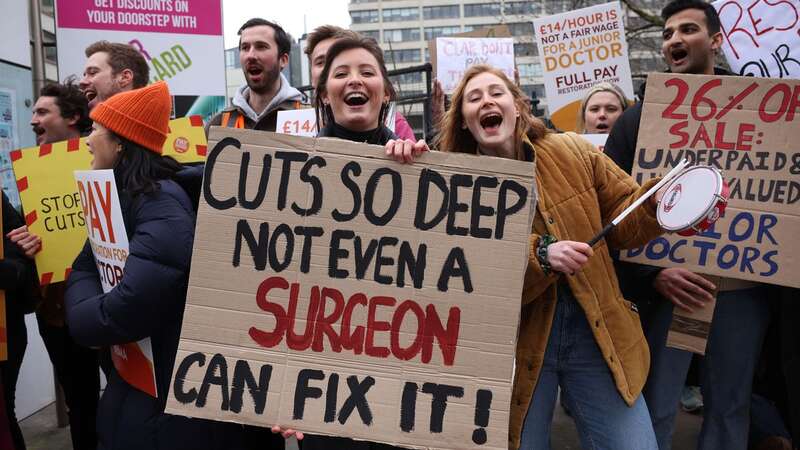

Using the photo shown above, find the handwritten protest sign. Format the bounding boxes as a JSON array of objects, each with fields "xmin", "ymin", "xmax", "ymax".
[
  {"xmin": 621, "ymin": 73, "xmax": 800, "ymax": 288},
  {"xmin": 428, "ymin": 25, "xmax": 511, "ymax": 75},
  {"xmin": 74, "ymin": 169, "xmax": 157, "ymax": 397},
  {"xmin": 277, "ymin": 109, "xmax": 318, "ymax": 137},
  {"xmin": 166, "ymin": 129, "xmax": 536, "ymax": 449},
  {"xmin": 534, "ymin": 2, "xmax": 634, "ymax": 132},
  {"xmin": 12, "ymin": 117, "xmax": 206, "ymax": 285},
  {"xmin": 713, "ymin": 0, "xmax": 800, "ymax": 79},
  {"xmin": 436, "ymin": 37, "xmax": 515, "ymax": 94}
]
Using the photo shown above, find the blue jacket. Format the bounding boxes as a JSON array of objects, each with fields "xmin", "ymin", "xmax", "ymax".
[{"xmin": 65, "ymin": 170, "xmax": 249, "ymax": 450}]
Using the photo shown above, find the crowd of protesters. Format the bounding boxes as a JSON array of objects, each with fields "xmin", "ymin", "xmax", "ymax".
[{"xmin": 0, "ymin": 0, "xmax": 797, "ymax": 449}]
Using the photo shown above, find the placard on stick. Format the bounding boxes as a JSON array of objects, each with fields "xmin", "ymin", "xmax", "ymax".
[
  {"xmin": 11, "ymin": 116, "xmax": 207, "ymax": 285},
  {"xmin": 533, "ymin": 1, "xmax": 634, "ymax": 131},
  {"xmin": 166, "ymin": 129, "xmax": 537, "ymax": 449},
  {"xmin": 621, "ymin": 73, "xmax": 800, "ymax": 288}
]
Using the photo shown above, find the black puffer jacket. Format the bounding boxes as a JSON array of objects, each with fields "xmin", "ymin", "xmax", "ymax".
[{"xmin": 65, "ymin": 168, "xmax": 249, "ymax": 450}]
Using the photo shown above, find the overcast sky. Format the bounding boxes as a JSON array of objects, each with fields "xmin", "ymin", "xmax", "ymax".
[{"xmin": 222, "ymin": 0, "xmax": 351, "ymax": 49}]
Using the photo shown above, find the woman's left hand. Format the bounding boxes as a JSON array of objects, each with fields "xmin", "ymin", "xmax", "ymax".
[{"xmin": 385, "ymin": 139, "xmax": 429, "ymax": 164}]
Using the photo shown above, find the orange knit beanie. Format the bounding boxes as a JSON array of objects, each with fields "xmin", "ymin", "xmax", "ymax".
[{"xmin": 89, "ymin": 81, "xmax": 171, "ymax": 154}]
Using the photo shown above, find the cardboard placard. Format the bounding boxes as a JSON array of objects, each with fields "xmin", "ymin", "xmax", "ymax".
[
  {"xmin": 435, "ymin": 37, "xmax": 515, "ymax": 94},
  {"xmin": 713, "ymin": 0, "xmax": 800, "ymax": 79},
  {"xmin": 533, "ymin": 1, "xmax": 634, "ymax": 132},
  {"xmin": 74, "ymin": 169, "xmax": 157, "ymax": 397},
  {"xmin": 277, "ymin": 109, "xmax": 318, "ymax": 137},
  {"xmin": 166, "ymin": 129, "xmax": 537, "ymax": 449},
  {"xmin": 12, "ymin": 116, "xmax": 207, "ymax": 285},
  {"xmin": 621, "ymin": 73, "xmax": 800, "ymax": 288}
]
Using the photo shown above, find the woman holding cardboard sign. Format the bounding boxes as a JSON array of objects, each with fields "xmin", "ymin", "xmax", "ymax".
[
  {"xmin": 64, "ymin": 82, "xmax": 252, "ymax": 450},
  {"xmin": 270, "ymin": 36, "xmax": 421, "ymax": 450},
  {"xmin": 434, "ymin": 65, "xmax": 664, "ymax": 450}
]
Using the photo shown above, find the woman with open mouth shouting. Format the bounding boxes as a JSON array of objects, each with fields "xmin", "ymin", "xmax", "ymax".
[
  {"xmin": 576, "ymin": 82, "xmax": 629, "ymax": 135},
  {"xmin": 271, "ymin": 35, "xmax": 422, "ymax": 450},
  {"xmin": 313, "ymin": 36, "xmax": 428, "ymax": 162},
  {"xmin": 436, "ymin": 65, "xmax": 665, "ymax": 450}
]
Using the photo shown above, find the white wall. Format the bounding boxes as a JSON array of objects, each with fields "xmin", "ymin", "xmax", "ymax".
[{"xmin": 16, "ymin": 314, "xmax": 56, "ymax": 420}]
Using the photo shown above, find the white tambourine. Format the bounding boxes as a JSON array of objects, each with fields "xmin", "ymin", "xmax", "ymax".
[{"xmin": 657, "ymin": 165, "xmax": 730, "ymax": 236}]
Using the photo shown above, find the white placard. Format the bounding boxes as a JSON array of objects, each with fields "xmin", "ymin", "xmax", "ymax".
[
  {"xmin": 533, "ymin": 2, "xmax": 634, "ymax": 132},
  {"xmin": 713, "ymin": 0, "xmax": 800, "ymax": 78},
  {"xmin": 436, "ymin": 37, "xmax": 515, "ymax": 94},
  {"xmin": 74, "ymin": 169, "xmax": 157, "ymax": 397},
  {"xmin": 276, "ymin": 109, "xmax": 318, "ymax": 137},
  {"xmin": 580, "ymin": 133, "xmax": 609, "ymax": 152},
  {"xmin": 55, "ymin": 0, "xmax": 225, "ymax": 96}
]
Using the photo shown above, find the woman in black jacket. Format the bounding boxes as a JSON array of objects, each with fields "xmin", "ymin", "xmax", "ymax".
[
  {"xmin": 64, "ymin": 81, "xmax": 248, "ymax": 450},
  {"xmin": 273, "ymin": 36, "xmax": 425, "ymax": 450},
  {"xmin": 0, "ymin": 191, "xmax": 35, "ymax": 450}
]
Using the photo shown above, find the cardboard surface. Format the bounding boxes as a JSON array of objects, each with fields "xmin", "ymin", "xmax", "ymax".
[
  {"xmin": 621, "ymin": 73, "xmax": 800, "ymax": 288},
  {"xmin": 11, "ymin": 116, "xmax": 207, "ymax": 284},
  {"xmin": 74, "ymin": 170, "xmax": 157, "ymax": 397},
  {"xmin": 166, "ymin": 129, "xmax": 537, "ymax": 449},
  {"xmin": 713, "ymin": 0, "xmax": 800, "ymax": 79},
  {"xmin": 533, "ymin": 1, "xmax": 634, "ymax": 132}
]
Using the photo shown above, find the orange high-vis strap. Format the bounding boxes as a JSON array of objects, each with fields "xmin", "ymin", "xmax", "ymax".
[{"xmin": 221, "ymin": 111, "xmax": 245, "ymax": 129}]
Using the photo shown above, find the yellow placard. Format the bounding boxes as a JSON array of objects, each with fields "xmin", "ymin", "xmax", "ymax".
[
  {"xmin": 11, "ymin": 115, "xmax": 207, "ymax": 285},
  {"xmin": 163, "ymin": 115, "xmax": 208, "ymax": 163}
]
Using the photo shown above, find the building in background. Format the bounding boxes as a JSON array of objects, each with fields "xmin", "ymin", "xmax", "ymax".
[{"xmin": 347, "ymin": 0, "xmax": 665, "ymax": 124}]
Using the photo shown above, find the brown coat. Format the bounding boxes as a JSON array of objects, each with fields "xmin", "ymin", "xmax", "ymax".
[{"xmin": 508, "ymin": 133, "xmax": 663, "ymax": 449}]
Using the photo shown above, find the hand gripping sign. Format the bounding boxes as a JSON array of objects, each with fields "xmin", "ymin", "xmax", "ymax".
[
  {"xmin": 12, "ymin": 116, "xmax": 207, "ymax": 285},
  {"xmin": 74, "ymin": 169, "xmax": 157, "ymax": 397},
  {"xmin": 166, "ymin": 129, "xmax": 537, "ymax": 449}
]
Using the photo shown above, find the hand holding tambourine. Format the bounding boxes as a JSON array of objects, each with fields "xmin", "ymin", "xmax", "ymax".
[{"xmin": 588, "ymin": 160, "xmax": 728, "ymax": 246}]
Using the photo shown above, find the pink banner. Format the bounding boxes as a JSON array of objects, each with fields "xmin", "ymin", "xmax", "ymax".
[{"xmin": 57, "ymin": 0, "xmax": 222, "ymax": 36}]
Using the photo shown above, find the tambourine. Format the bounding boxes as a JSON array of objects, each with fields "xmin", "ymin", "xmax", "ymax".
[{"xmin": 657, "ymin": 165, "xmax": 729, "ymax": 236}]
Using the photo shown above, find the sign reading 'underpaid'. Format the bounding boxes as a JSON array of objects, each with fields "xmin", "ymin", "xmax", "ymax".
[
  {"xmin": 166, "ymin": 129, "xmax": 536, "ymax": 449},
  {"xmin": 622, "ymin": 73, "xmax": 800, "ymax": 288}
]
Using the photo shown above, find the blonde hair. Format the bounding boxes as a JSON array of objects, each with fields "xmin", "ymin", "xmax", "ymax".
[
  {"xmin": 435, "ymin": 65, "xmax": 548, "ymax": 160},
  {"xmin": 576, "ymin": 82, "xmax": 628, "ymax": 132}
]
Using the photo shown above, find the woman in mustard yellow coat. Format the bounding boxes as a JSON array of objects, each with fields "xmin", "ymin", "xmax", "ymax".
[{"xmin": 436, "ymin": 65, "xmax": 664, "ymax": 450}]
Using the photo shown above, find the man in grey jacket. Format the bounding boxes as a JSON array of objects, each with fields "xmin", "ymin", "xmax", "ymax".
[{"xmin": 208, "ymin": 18, "xmax": 306, "ymax": 132}]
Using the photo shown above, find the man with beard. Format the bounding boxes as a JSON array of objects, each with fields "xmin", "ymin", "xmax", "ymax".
[
  {"xmin": 8, "ymin": 82, "xmax": 99, "ymax": 450},
  {"xmin": 604, "ymin": 1, "xmax": 778, "ymax": 449},
  {"xmin": 79, "ymin": 41, "xmax": 149, "ymax": 111},
  {"xmin": 207, "ymin": 18, "xmax": 306, "ymax": 132}
]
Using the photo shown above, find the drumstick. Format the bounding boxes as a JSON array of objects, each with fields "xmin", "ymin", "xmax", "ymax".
[{"xmin": 587, "ymin": 158, "xmax": 689, "ymax": 247}]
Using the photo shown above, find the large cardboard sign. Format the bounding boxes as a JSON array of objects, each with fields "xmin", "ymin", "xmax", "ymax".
[
  {"xmin": 55, "ymin": 0, "xmax": 225, "ymax": 97},
  {"xmin": 166, "ymin": 129, "xmax": 536, "ymax": 449},
  {"xmin": 713, "ymin": 0, "xmax": 800, "ymax": 79},
  {"xmin": 435, "ymin": 37, "xmax": 515, "ymax": 94},
  {"xmin": 621, "ymin": 73, "xmax": 800, "ymax": 288},
  {"xmin": 11, "ymin": 116, "xmax": 207, "ymax": 285},
  {"xmin": 74, "ymin": 169, "xmax": 157, "ymax": 397},
  {"xmin": 534, "ymin": 2, "xmax": 634, "ymax": 132}
]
